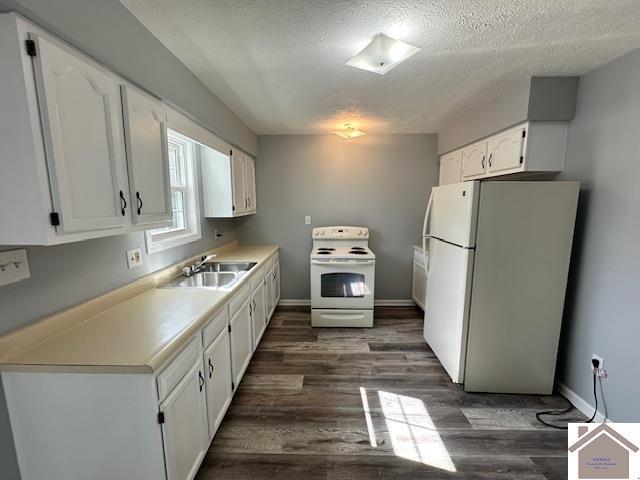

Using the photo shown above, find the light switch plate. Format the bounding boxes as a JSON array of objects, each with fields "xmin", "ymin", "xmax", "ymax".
[
  {"xmin": 126, "ymin": 248, "xmax": 143, "ymax": 269},
  {"xmin": 305, "ymin": 216, "xmax": 311, "ymax": 225},
  {"xmin": 0, "ymin": 249, "xmax": 30, "ymax": 286}
]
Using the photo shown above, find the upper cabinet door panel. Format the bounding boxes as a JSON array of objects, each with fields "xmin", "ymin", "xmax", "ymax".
[
  {"xmin": 30, "ymin": 34, "xmax": 128, "ymax": 233},
  {"xmin": 121, "ymin": 85, "xmax": 172, "ymax": 226},
  {"xmin": 244, "ymin": 155, "xmax": 256, "ymax": 213},
  {"xmin": 231, "ymin": 150, "xmax": 246, "ymax": 215},
  {"xmin": 461, "ymin": 141, "xmax": 488, "ymax": 179},
  {"xmin": 439, "ymin": 151, "xmax": 462, "ymax": 185},
  {"xmin": 487, "ymin": 126, "xmax": 525, "ymax": 174}
]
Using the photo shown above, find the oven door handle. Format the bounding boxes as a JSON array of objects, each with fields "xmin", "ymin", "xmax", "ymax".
[{"xmin": 311, "ymin": 259, "xmax": 375, "ymax": 265}]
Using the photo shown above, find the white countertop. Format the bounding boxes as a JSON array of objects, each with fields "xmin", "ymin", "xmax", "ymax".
[{"xmin": 0, "ymin": 244, "xmax": 278, "ymax": 373}]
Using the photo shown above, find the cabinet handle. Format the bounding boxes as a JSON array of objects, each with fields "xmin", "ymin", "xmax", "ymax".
[
  {"xmin": 119, "ymin": 191, "xmax": 127, "ymax": 216},
  {"xmin": 208, "ymin": 358, "xmax": 214, "ymax": 378},
  {"xmin": 481, "ymin": 155, "xmax": 485, "ymax": 169},
  {"xmin": 136, "ymin": 192, "xmax": 143, "ymax": 215},
  {"xmin": 249, "ymin": 302, "xmax": 252, "ymax": 316},
  {"xmin": 198, "ymin": 370, "xmax": 204, "ymax": 391},
  {"xmin": 488, "ymin": 153, "xmax": 493, "ymax": 168},
  {"xmin": 253, "ymin": 299, "xmax": 256, "ymax": 311}
]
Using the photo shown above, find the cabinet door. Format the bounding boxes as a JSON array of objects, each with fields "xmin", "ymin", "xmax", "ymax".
[
  {"xmin": 439, "ymin": 151, "xmax": 462, "ymax": 185},
  {"xmin": 30, "ymin": 34, "xmax": 129, "ymax": 233},
  {"xmin": 231, "ymin": 149, "xmax": 246, "ymax": 215},
  {"xmin": 461, "ymin": 141, "xmax": 488, "ymax": 179},
  {"xmin": 412, "ymin": 261, "xmax": 426, "ymax": 310},
  {"xmin": 159, "ymin": 360, "xmax": 208, "ymax": 480},
  {"xmin": 251, "ymin": 282, "xmax": 267, "ymax": 347},
  {"xmin": 244, "ymin": 154, "xmax": 257, "ymax": 213},
  {"xmin": 121, "ymin": 85, "xmax": 172, "ymax": 226},
  {"xmin": 203, "ymin": 328, "xmax": 232, "ymax": 440},
  {"xmin": 273, "ymin": 262, "xmax": 281, "ymax": 307},
  {"xmin": 487, "ymin": 126, "xmax": 526, "ymax": 174},
  {"xmin": 265, "ymin": 268, "xmax": 275, "ymax": 320},
  {"xmin": 229, "ymin": 299, "xmax": 253, "ymax": 387}
]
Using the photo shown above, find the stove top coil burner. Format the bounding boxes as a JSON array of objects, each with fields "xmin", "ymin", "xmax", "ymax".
[
  {"xmin": 317, "ymin": 251, "xmax": 332, "ymax": 255},
  {"xmin": 350, "ymin": 247, "xmax": 366, "ymax": 250},
  {"xmin": 349, "ymin": 250, "xmax": 368, "ymax": 255},
  {"xmin": 317, "ymin": 247, "xmax": 335, "ymax": 251}
]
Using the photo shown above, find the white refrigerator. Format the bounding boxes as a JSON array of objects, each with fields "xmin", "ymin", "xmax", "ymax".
[{"xmin": 421, "ymin": 180, "xmax": 579, "ymax": 394}]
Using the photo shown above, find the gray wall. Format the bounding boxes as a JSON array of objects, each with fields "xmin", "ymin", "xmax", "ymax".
[
  {"xmin": 237, "ymin": 134, "xmax": 439, "ymax": 301},
  {"xmin": 556, "ymin": 48, "xmax": 640, "ymax": 421},
  {"xmin": 0, "ymin": 0, "xmax": 257, "ymax": 155},
  {"xmin": 0, "ymin": 1, "xmax": 257, "ymax": 476}
]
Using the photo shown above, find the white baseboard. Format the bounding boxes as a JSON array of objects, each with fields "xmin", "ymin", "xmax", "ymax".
[
  {"xmin": 556, "ymin": 381, "xmax": 608, "ymax": 422},
  {"xmin": 278, "ymin": 299, "xmax": 416, "ymax": 307}
]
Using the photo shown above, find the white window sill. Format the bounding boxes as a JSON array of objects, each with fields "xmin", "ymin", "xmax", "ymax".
[{"xmin": 145, "ymin": 229, "xmax": 202, "ymax": 254}]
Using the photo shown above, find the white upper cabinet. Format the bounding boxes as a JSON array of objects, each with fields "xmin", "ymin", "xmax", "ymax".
[
  {"xmin": 30, "ymin": 33, "xmax": 130, "ymax": 234},
  {"xmin": 120, "ymin": 85, "xmax": 172, "ymax": 227},
  {"xmin": 461, "ymin": 141, "xmax": 488, "ymax": 179},
  {"xmin": 487, "ymin": 125, "xmax": 526, "ymax": 174},
  {"xmin": 443, "ymin": 121, "xmax": 568, "ymax": 182},
  {"xmin": 439, "ymin": 150, "xmax": 463, "ymax": 185},
  {"xmin": 244, "ymin": 154, "xmax": 257, "ymax": 214},
  {"xmin": 202, "ymin": 147, "xmax": 257, "ymax": 218}
]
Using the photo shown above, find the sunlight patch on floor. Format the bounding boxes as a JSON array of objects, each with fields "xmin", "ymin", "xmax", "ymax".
[
  {"xmin": 378, "ymin": 390, "xmax": 456, "ymax": 472},
  {"xmin": 359, "ymin": 387, "xmax": 378, "ymax": 447}
]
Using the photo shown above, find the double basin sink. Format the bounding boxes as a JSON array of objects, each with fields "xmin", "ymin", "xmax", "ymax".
[{"xmin": 161, "ymin": 262, "xmax": 257, "ymax": 290}]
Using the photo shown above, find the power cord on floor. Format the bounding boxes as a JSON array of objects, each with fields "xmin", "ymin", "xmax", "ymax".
[{"xmin": 535, "ymin": 359, "xmax": 600, "ymax": 429}]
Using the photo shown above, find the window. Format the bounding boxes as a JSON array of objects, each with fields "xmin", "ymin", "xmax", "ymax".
[{"xmin": 145, "ymin": 129, "xmax": 201, "ymax": 253}]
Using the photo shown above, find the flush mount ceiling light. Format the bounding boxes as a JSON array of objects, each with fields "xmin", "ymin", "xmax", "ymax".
[
  {"xmin": 332, "ymin": 124, "xmax": 366, "ymax": 139},
  {"xmin": 346, "ymin": 33, "xmax": 421, "ymax": 75}
]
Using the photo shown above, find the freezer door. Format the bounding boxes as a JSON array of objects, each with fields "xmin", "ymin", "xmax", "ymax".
[
  {"xmin": 423, "ymin": 238, "xmax": 474, "ymax": 383},
  {"xmin": 429, "ymin": 181, "xmax": 479, "ymax": 248}
]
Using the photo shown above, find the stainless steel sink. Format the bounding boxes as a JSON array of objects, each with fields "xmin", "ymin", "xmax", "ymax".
[
  {"xmin": 201, "ymin": 262, "xmax": 256, "ymax": 273},
  {"xmin": 159, "ymin": 262, "xmax": 256, "ymax": 290}
]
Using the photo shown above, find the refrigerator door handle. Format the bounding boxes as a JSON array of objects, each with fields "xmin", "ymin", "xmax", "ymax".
[
  {"xmin": 422, "ymin": 191, "xmax": 434, "ymax": 277},
  {"xmin": 425, "ymin": 237, "xmax": 435, "ymax": 279}
]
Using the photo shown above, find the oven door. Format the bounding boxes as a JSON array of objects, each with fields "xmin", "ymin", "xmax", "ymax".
[{"xmin": 310, "ymin": 259, "xmax": 375, "ymax": 309}]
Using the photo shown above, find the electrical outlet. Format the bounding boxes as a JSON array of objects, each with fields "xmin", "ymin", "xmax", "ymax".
[
  {"xmin": 214, "ymin": 229, "xmax": 222, "ymax": 238},
  {"xmin": 591, "ymin": 354, "xmax": 607, "ymax": 378},
  {"xmin": 591, "ymin": 354, "xmax": 604, "ymax": 369},
  {"xmin": 0, "ymin": 249, "xmax": 30, "ymax": 286},
  {"xmin": 126, "ymin": 248, "xmax": 143, "ymax": 269},
  {"xmin": 305, "ymin": 216, "xmax": 311, "ymax": 225}
]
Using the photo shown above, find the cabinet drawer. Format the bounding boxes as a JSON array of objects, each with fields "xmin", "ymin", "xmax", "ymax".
[
  {"xmin": 202, "ymin": 306, "xmax": 228, "ymax": 349},
  {"xmin": 157, "ymin": 335, "xmax": 201, "ymax": 402},
  {"xmin": 228, "ymin": 284, "xmax": 251, "ymax": 318},
  {"xmin": 250, "ymin": 265, "xmax": 265, "ymax": 290}
]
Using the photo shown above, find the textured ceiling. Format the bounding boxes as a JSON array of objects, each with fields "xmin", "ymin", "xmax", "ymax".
[{"xmin": 121, "ymin": 0, "xmax": 640, "ymax": 134}]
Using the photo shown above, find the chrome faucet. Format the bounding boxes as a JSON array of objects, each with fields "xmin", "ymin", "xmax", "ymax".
[{"xmin": 183, "ymin": 254, "xmax": 217, "ymax": 277}]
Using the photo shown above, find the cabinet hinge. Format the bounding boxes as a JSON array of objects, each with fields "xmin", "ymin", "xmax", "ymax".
[
  {"xmin": 519, "ymin": 155, "xmax": 524, "ymax": 164},
  {"xmin": 49, "ymin": 212, "xmax": 60, "ymax": 226},
  {"xmin": 231, "ymin": 381, "xmax": 235, "ymax": 391},
  {"xmin": 522, "ymin": 130, "xmax": 526, "ymax": 138},
  {"xmin": 157, "ymin": 412, "xmax": 165, "ymax": 424},
  {"xmin": 230, "ymin": 149, "xmax": 233, "ymax": 156},
  {"xmin": 25, "ymin": 39, "xmax": 37, "ymax": 57},
  {"xmin": 232, "ymin": 205, "xmax": 235, "ymax": 212},
  {"xmin": 228, "ymin": 324, "xmax": 231, "ymax": 333}
]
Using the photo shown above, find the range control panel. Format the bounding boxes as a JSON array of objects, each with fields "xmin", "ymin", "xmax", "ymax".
[{"xmin": 312, "ymin": 226, "xmax": 369, "ymax": 240}]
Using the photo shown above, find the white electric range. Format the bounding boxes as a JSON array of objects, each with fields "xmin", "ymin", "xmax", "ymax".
[{"xmin": 310, "ymin": 226, "xmax": 375, "ymax": 327}]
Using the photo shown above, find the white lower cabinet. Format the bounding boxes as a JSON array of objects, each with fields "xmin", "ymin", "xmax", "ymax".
[
  {"xmin": 273, "ymin": 262, "xmax": 281, "ymax": 307},
  {"xmin": 202, "ymin": 328, "xmax": 232, "ymax": 440},
  {"xmin": 229, "ymin": 296, "xmax": 253, "ymax": 388},
  {"xmin": 251, "ymin": 281, "xmax": 267, "ymax": 347},
  {"xmin": 159, "ymin": 360, "xmax": 208, "ymax": 480}
]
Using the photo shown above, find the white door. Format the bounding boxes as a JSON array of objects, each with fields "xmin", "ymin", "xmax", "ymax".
[
  {"xmin": 244, "ymin": 154, "xmax": 257, "ymax": 213},
  {"xmin": 265, "ymin": 269, "xmax": 274, "ymax": 320},
  {"xmin": 461, "ymin": 141, "xmax": 488, "ymax": 179},
  {"xmin": 203, "ymin": 328, "xmax": 232, "ymax": 440},
  {"xmin": 30, "ymin": 34, "xmax": 129, "ymax": 233},
  {"xmin": 121, "ymin": 85, "xmax": 172, "ymax": 226},
  {"xmin": 159, "ymin": 360, "xmax": 208, "ymax": 480},
  {"xmin": 231, "ymin": 149, "xmax": 246, "ymax": 215},
  {"xmin": 273, "ymin": 262, "xmax": 281, "ymax": 307},
  {"xmin": 429, "ymin": 181, "xmax": 479, "ymax": 247},
  {"xmin": 487, "ymin": 126, "xmax": 526, "ymax": 174},
  {"xmin": 439, "ymin": 151, "xmax": 462, "ymax": 185},
  {"xmin": 229, "ymin": 299, "xmax": 253, "ymax": 388},
  {"xmin": 251, "ymin": 282, "xmax": 267, "ymax": 347},
  {"xmin": 424, "ymin": 238, "xmax": 474, "ymax": 384}
]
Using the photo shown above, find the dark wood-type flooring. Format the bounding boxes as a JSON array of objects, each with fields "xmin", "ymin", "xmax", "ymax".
[{"xmin": 196, "ymin": 306, "xmax": 581, "ymax": 479}]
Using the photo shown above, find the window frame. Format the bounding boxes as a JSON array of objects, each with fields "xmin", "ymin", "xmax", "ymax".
[{"xmin": 145, "ymin": 129, "xmax": 201, "ymax": 254}]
